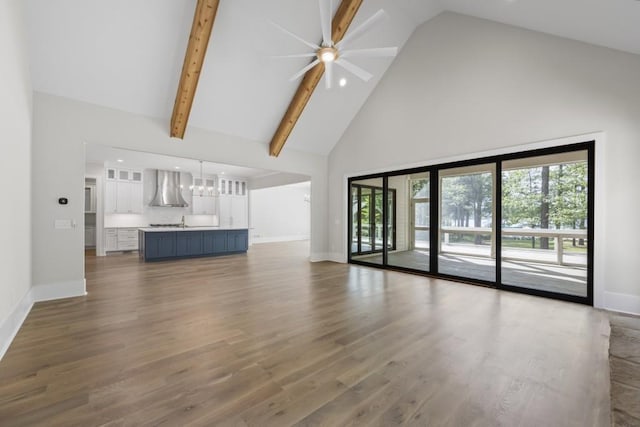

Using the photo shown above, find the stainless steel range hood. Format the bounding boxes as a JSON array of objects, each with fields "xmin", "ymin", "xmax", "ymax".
[{"xmin": 149, "ymin": 170, "xmax": 189, "ymax": 207}]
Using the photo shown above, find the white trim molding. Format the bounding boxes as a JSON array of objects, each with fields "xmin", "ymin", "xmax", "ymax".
[
  {"xmin": 31, "ymin": 280, "xmax": 87, "ymax": 302},
  {"xmin": 309, "ymin": 252, "xmax": 344, "ymax": 263},
  {"xmin": 0, "ymin": 289, "xmax": 34, "ymax": 361},
  {"xmin": 251, "ymin": 235, "xmax": 310, "ymax": 245},
  {"xmin": 604, "ymin": 292, "xmax": 640, "ymax": 316},
  {"xmin": 0, "ymin": 280, "xmax": 87, "ymax": 361}
]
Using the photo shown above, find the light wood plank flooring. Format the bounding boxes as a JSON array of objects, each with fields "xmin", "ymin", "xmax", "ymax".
[{"xmin": 0, "ymin": 241, "xmax": 610, "ymax": 426}]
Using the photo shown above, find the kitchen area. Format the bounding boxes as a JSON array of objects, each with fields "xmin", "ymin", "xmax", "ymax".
[{"xmin": 84, "ymin": 146, "xmax": 270, "ymax": 262}]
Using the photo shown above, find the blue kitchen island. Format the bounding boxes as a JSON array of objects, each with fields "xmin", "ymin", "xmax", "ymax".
[{"xmin": 138, "ymin": 227, "xmax": 249, "ymax": 261}]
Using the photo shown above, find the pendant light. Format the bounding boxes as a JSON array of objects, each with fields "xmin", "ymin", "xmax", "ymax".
[{"xmin": 189, "ymin": 160, "xmax": 205, "ymax": 196}]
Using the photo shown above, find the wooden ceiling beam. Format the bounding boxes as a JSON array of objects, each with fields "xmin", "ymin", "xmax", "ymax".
[
  {"xmin": 170, "ymin": 0, "xmax": 220, "ymax": 139},
  {"xmin": 269, "ymin": 0, "xmax": 364, "ymax": 157}
]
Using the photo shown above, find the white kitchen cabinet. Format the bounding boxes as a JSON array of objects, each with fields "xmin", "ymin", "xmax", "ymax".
[
  {"xmin": 105, "ymin": 180, "xmax": 143, "ymax": 214},
  {"xmin": 130, "ymin": 183, "xmax": 143, "ymax": 212},
  {"xmin": 117, "ymin": 169, "xmax": 142, "ymax": 182},
  {"xmin": 192, "ymin": 195, "xmax": 216, "ymax": 215},
  {"xmin": 117, "ymin": 228, "xmax": 138, "ymax": 251},
  {"xmin": 219, "ymin": 195, "xmax": 247, "ymax": 228},
  {"xmin": 218, "ymin": 176, "xmax": 247, "ymax": 227},
  {"xmin": 232, "ymin": 195, "xmax": 248, "ymax": 227},
  {"xmin": 105, "ymin": 228, "xmax": 139, "ymax": 252},
  {"xmin": 116, "ymin": 181, "xmax": 132, "ymax": 212},
  {"xmin": 106, "ymin": 168, "xmax": 117, "ymax": 181},
  {"xmin": 105, "ymin": 228, "xmax": 118, "ymax": 251},
  {"xmin": 105, "ymin": 181, "xmax": 117, "ymax": 213}
]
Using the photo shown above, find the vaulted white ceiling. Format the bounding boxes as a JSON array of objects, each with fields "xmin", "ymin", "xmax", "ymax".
[{"xmin": 25, "ymin": 0, "xmax": 640, "ymax": 156}]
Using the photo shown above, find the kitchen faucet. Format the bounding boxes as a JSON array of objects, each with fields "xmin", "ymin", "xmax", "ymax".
[{"xmin": 181, "ymin": 215, "xmax": 185, "ymax": 228}]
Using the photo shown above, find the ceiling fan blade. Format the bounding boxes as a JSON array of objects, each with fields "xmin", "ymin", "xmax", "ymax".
[
  {"xmin": 335, "ymin": 58, "xmax": 373, "ymax": 82},
  {"xmin": 271, "ymin": 21, "xmax": 320, "ymax": 51},
  {"xmin": 272, "ymin": 53, "xmax": 318, "ymax": 59},
  {"xmin": 319, "ymin": 0, "xmax": 332, "ymax": 47},
  {"xmin": 324, "ymin": 61, "xmax": 333, "ymax": 89},
  {"xmin": 340, "ymin": 47, "xmax": 398, "ymax": 58},
  {"xmin": 336, "ymin": 9, "xmax": 387, "ymax": 49},
  {"xmin": 289, "ymin": 59, "xmax": 321, "ymax": 81}
]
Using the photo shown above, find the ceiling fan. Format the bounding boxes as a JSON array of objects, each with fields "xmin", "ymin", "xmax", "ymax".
[{"xmin": 272, "ymin": 0, "xmax": 398, "ymax": 89}]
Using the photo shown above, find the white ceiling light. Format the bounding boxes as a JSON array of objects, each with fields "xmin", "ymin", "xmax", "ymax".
[
  {"xmin": 272, "ymin": 1, "xmax": 398, "ymax": 89},
  {"xmin": 116, "ymin": 159, "xmax": 124, "ymax": 163},
  {"xmin": 339, "ymin": 77, "xmax": 347, "ymax": 87},
  {"xmin": 318, "ymin": 47, "xmax": 337, "ymax": 63}
]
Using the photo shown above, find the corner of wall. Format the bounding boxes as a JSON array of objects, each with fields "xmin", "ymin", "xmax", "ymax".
[
  {"xmin": 0, "ymin": 289, "xmax": 34, "ymax": 361},
  {"xmin": 310, "ymin": 252, "xmax": 346, "ymax": 263},
  {"xmin": 31, "ymin": 280, "xmax": 87, "ymax": 302}
]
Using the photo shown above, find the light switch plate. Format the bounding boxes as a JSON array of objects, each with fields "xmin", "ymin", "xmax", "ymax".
[{"xmin": 54, "ymin": 219, "xmax": 72, "ymax": 229}]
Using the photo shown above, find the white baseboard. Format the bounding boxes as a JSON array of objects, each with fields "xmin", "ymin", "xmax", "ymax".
[
  {"xmin": 0, "ymin": 289, "xmax": 34, "ymax": 361},
  {"xmin": 309, "ymin": 252, "xmax": 345, "ymax": 263},
  {"xmin": 0, "ymin": 280, "xmax": 87, "ymax": 361},
  {"xmin": 251, "ymin": 235, "xmax": 310, "ymax": 244},
  {"xmin": 31, "ymin": 279, "xmax": 87, "ymax": 302},
  {"xmin": 604, "ymin": 291, "xmax": 640, "ymax": 316}
]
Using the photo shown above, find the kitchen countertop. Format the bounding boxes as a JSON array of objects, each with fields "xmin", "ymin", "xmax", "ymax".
[{"xmin": 138, "ymin": 227, "xmax": 248, "ymax": 232}]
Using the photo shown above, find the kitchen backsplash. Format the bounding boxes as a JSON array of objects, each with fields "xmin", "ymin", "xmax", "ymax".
[{"xmin": 105, "ymin": 212, "xmax": 218, "ymax": 228}]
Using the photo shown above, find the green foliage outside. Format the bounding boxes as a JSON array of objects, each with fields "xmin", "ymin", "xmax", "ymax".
[
  {"xmin": 439, "ymin": 162, "xmax": 587, "ymax": 248},
  {"xmin": 502, "ymin": 162, "xmax": 587, "ymax": 230}
]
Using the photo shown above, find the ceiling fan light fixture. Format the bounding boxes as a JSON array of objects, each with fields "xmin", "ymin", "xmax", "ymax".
[{"xmin": 318, "ymin": 47, "xmax": 337, "ymax": 63}]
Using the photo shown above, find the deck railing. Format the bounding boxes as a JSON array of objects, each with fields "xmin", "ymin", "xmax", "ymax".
[{"xmin": 440, "ymin": 226, "xmax": 587, "ymax": 266}]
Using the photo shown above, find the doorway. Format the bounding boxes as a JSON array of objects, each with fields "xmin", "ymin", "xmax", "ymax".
[{"xmin": 350, "ymin": 179, "xmax": 396, "ymax": 265}]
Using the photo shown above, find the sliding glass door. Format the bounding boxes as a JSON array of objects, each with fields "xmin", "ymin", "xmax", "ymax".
[
  {"xmin": 438, "ymin": 164, "xmax": 496, "ymax": 282},
  {"xmin": 500, "ymin": 150, "xmax": 589, "ymax": 297},
  {"xmin": 386, "ymin": 172, "xmax": 430, "ymax": 272},
  {"xmin": 350, "ymin": 178, "xmax": 395, "ymax": 265},
  {"xmin": 347, "ymin": 141, "xmax": 594, "ymax": 305}
]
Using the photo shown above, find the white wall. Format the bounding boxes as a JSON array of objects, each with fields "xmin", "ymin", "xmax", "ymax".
[
  {"xmin": 249, "ymin": 172, "xmax": 310, "ymax": 191},
  {"xmin": 32, "ymin": 93, "xmax": 329, "ymax": 294},
  {"xmin": 0, "ymin": 0, "xmax": 33, "ymax": 358},
  {"xmin": 328, "ymin": 13, "xmax": 640, "ymax": 313},
  {"xmin": 249, "ymin": 182, "xmax": 311, "ymax": 244}
]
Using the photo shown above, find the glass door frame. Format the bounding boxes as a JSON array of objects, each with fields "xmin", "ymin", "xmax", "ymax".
[
  {"xmin": 436, "ymin": 162, "xmax": 497, "ymax": 287},
  {"xmin": 347, "ymin": 140, "xmax": 594, "ymax": 306},
  {"xmin": 350, "ymin": 182, "xmax": 397, "ymax": 257}
]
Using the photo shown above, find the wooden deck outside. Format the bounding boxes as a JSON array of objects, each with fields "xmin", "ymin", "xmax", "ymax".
[{"xmin": 352, "ymin": 248, "xmax": 587, "ymax": 297}]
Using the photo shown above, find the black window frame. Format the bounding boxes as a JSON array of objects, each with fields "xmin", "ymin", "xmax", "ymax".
[
  {"xmin": 347, "ymin": 141, "xmax": 595, "ymax": 306},
  {"xmin": 349, "ymin": 183, "xmax": 397, "ymax": 256}
]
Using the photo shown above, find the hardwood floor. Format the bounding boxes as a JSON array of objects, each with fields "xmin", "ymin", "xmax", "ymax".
[{"xmin": 0, "ymin": 241, "xmax": 610, "ymax": 426}]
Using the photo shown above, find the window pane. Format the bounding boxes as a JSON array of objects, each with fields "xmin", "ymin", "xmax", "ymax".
[
  {"xmin": 501, "ymin": 150, "xmax": 588, "ymax": 297},
  {"xmin": 386, "ymin": 172, "xmax": 430, "ymax": 272},
  {"xmin": 438, "ymin": 164, "xmax": 496, "ymax": 282},
  {"xmin": 350, "ymin": 178, "xmax": 384, "ymax": 265}
]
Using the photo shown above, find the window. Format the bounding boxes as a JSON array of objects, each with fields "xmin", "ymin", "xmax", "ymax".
[
  {"xmin": 350, "ymin": 179, "xmax": 396, "ymax": 265},
  {"xmin": 385, "ymin": 172, "xmax": 430, "ymax": 272},
  {"xmin": 501, "ymin": 150, "xmax": 589, "ymax": 297},
  {"xmin": 439, "ymin": 164, "xmax": 495, "ymax": 282},
  {"xmin": 347, "ymin": 141, "xmax": 594, "ymax": 305}
]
